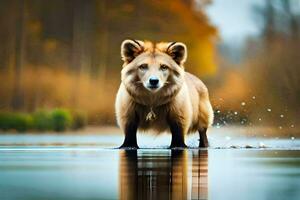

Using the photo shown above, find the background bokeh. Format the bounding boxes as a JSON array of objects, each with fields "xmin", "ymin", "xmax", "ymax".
[{"xmin": 0, "ymin": 0, "xmax": 299, "ymax": 134}]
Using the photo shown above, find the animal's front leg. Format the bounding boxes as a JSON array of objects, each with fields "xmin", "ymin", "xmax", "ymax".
[
  {"xmin": 168, "ymin": 119, "xmax": 187, "ymax": 148},
  {"xmin": 119, "ymin": 120, "xmax": 139, "ymax": 149}
]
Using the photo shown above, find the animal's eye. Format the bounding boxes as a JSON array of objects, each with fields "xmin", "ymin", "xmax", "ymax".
[
  {"xmin": 138, "ymin": 64, "xmax": 148, "ymax": 71},
  {"xmin": 160, "ymin": 64, "xmax": 169, "ymax": 71}
]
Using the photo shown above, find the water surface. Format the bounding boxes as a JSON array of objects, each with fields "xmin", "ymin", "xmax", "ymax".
[{"xmin": 0, "ymin": 133, "xmax": 299, "ymax": 200}]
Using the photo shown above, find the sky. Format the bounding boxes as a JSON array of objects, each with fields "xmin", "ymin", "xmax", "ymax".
[{"xmin": 205, "ymin": 0, "xmax": 265, "ymax": 44}]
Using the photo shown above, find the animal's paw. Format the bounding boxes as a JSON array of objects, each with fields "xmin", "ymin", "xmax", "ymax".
[
  {"xmin": 169, "ymin": 143, "xmax": 188, "ymax": 149},
  {"xmin": 119, "ymin": 144, "xmax": 139, "ymax": 149},
  {"xmin": 198, "ymin": 143, "xmax": 209, "ymax": 148}
]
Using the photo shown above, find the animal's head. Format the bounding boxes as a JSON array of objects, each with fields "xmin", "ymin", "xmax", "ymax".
[{"xmin": 120, "ymin": 39, "xmax": 187, "ymax": 105}]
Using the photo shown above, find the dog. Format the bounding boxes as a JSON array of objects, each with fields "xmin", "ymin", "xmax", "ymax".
[{"xmin": 115, "ymin": 39, "xmax": 213, "ymax": 148}]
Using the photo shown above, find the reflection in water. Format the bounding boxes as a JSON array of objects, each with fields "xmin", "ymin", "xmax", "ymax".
[
  {"xmin": 192, "ymin": 150, "xmax": 208, "ymax": 200},
  {"xmin": 1, "ymin": 145, "xmax": 300, "ymax": 200},
  {"xmin": 119, "ymin": 149, "xmax": 208, "ymax": 200}
]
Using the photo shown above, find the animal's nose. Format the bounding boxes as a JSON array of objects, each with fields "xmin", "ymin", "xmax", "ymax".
[{"xmin": 149, "ymin": 77, "xmax": 159, "ymax": 86}]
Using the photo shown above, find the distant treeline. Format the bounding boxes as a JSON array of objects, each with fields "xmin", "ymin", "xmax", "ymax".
[
  {"xmin": 212, "ymin": 0, "xmax": 300, "ymax": 128},
  {"xmin": 0, "ymin": 0, "xmax": 299, "ymax": 128},
  {"xmin": 0, "ymin": 109, "xmax": 87, "ymax": 132},
  {"xmin": 0, "ymin": 0, "xmax": 217, "ymax": 125}
]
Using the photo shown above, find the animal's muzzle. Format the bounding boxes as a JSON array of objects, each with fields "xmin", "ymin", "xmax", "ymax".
[{"xmin": 148, "ymin": 76, "xmax": 159, "ymax": 88}]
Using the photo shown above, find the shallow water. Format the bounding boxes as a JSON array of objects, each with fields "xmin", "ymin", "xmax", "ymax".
[{"xmin": 0, "ymin": 133, "xmax": 300, "ymax": 200}]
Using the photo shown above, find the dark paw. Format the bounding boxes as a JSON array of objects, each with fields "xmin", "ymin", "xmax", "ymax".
[
  {"xmin": 199, "ymin": 141, "xmax": 209, "ymax": 148},
  {"xmin": 119, "ymin": 143, "xmax": 139, "ymax": 149},
  {"xmin": 169, "ymin": 143, "xmax": 188, "ymax": 149}
]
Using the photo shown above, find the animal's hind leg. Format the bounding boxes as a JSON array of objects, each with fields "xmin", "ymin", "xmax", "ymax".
[{"xmin": 199, "ymin": 128, "xmax": 209, "ymax": 148}]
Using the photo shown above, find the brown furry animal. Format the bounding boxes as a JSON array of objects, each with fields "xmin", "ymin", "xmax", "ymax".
[{"xmin": 115, "ymin": 39, "xmax": 214, "ymax": 148}]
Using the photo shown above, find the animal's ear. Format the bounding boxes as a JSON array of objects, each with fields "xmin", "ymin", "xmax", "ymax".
[
  {"xmin": 121, "ymin": 39, "xmax": 144, "ymax": 63},
  {"xmin": 166, "ymin": 42, "xmax": 187, "ymax": 65}
]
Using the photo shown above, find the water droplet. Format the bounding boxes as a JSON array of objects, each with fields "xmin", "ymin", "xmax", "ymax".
[
  {"xmin": 280, "ymin": 114, "xmax": 284, "ymax": 118},
  {"xmin": 252, "ymin": 96, "xmax": 256, "ymax": 99},
  {"xmin": 216, "ymin": 110, "xmax": 221, "ymax": 113},
  {"xmin": 267, "ymin": 108, "xmax": 272, "ymax": 112},
  {"xmin": 234, "ymin": 111, "xmax": 238, "ymax": 115},
  {"xmin": 291, "ymin": 137, "xmax": 295, "ymax": 140},
  {"xmin": 259, "ymin": 142, "xmax": 266, "ymax": 148},
  {"xmin": 241, "ymin": 102, "xmax": 246, "ymax": 106},
  {"xmin": 291, "ymin": 124, "xmax": 295, "ymax": 128},
  {"xmin": 258, "ymin": 118, "xmax": 262, "ymax": 121},
  {"xmin": 279, "ymin": 126, "xmax": 282, "ymax": 130}
]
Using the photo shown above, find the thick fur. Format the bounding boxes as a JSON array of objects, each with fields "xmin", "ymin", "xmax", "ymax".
[{"xmin": 116, "ymin": 39, "xmax": 213, "ymax": 148}]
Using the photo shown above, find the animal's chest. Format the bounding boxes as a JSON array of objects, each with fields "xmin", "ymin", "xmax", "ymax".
[{"xmin": 136, "ymin": 106, "xmax": 169, "ymax": 131}]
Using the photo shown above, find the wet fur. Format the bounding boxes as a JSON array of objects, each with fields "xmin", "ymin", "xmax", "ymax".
[{"xmin": 116, "ymin": 40, "xmax": 213, "ymax": 148}]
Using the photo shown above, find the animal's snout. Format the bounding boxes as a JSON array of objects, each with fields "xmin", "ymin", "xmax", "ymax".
[{"xmin": 149, "ymin": 76, "xmax": 159, "ymax": 87}]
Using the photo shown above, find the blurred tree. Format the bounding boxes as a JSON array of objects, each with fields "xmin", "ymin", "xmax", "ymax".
[
  {"xmin": 97, "ymin": 0, "xmax": 109, "ymax": 80},
  {"xmin": 244, "ymin": 0, "xmax": 300, "ymax": 123},
  {"xmin": 11, "ymin": 0, "xmax": 27, "ymax": 110},
  {"xmin": 71, "ymin": 0, "xmax": 95, "ymax": 106},
  {"xmin": 281, "ymin": 0, "xmax": 299, "ymax": 39}
]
